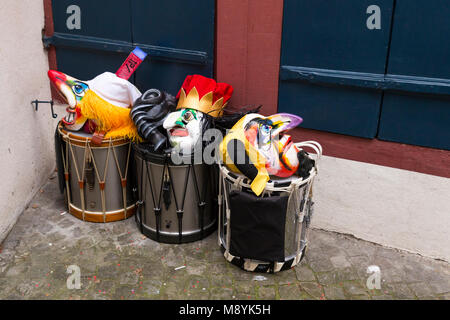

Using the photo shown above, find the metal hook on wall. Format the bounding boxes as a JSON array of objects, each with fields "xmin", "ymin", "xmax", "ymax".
[{"xmin": 31, "ymin": 100, "xmax": 57, "ymax": 118}]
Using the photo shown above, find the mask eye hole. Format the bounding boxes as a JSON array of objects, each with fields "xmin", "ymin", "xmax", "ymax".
[
  {"xmin": 261, "ymin": 124, "xmax": 271, "ymax": 135},
  {"xmin": 183, "ymin": 110, "xmax": 194, "ymax": 122},
  {"xmin": 72, "ymin": 82, "xmax": 88, "ymax": 97}
]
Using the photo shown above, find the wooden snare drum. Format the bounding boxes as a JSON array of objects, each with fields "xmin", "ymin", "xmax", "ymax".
[{"xmin": 56, "ymin": 123, "xmax": 136, "ymax": 222}]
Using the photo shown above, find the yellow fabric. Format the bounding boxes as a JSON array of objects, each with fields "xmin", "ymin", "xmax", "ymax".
[
  {"xmin": 78, "ymin": 90, "xmax": 141, "ymax": 141},
  {"xmin": 219, "ymin": 116, "xmax": 269, "ymax": 196}
]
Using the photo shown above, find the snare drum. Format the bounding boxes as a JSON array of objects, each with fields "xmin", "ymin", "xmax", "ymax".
[
  {"xmin": 133, "ymin": 144, "xmax": 218, "ymax": 243},
  {"xmin": 218, "ymin": 141, "xmax": 322, "ymax": 273},
  {"xmin": 56, "ymin": 123, "xmax": 137, "ymax": 222}
]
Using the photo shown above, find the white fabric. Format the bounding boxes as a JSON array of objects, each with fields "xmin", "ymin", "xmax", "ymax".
[{"xmin": 86, "ymin": 72, "xmax": 141, "ymax": 108}]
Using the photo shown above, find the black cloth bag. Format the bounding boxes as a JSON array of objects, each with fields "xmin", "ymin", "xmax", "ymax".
[{"xmin": 229, "ymin": 190, "xmax": 288, "ymax": 262}]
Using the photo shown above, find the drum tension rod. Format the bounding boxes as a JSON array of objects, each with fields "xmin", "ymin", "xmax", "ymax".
[{"xmin": 31, "ymin": 99, "xmax": 57, "ymax": 118}]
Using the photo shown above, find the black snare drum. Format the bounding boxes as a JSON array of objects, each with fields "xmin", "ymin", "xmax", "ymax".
[
  {"xmin": 218, "ymin": 141, "xmax": 322, "ymax": 273},
  {"xmin": 133, "ymin": 144, "xmax": 218, "ymax": 243}
]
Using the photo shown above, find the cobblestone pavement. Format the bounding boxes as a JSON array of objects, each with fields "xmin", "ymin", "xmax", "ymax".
[{"xmin": 0, "ymin": 173, "xmax": 449, "ymax": 300}]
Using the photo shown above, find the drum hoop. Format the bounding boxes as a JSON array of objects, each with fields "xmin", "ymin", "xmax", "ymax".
[
  {"xmin": 220, "ymin": 243, "xmax": 306, "ymax": 273},
  {"xmin": 58, "ymin": 124, "xmax": 129, "ymax": 148},
  {"xmin": 218, "ymin": 162, "xmax": 316, "ymax": 192},
  {"xmin": 217, "ymin": 140, "xmax": 321, "ymax": 193},
  {"xmin": 132, "ymin": 142, "xmax": 200, "ymax": 166}
]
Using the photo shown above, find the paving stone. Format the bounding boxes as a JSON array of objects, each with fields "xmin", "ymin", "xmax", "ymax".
[
  {"xmin": 330, "ymin": 255, "xmax": 351, "ymax": 268},
  {"xmin": 342, "ymin": 281, "xmax": 369, "ymax": 296},
  {"xmin": 141, "ymin": 279, "xmax": 162, "ymax": 296},
  {"xmin": 324, "ymin": 285, "xmax": 346, "ymax": 300},
  {"xmin": 279, "ymin": 284, "xmax": 303, "ymax": 300},
  {"xmin": 438, "ymin": 293, "xmax": 450, "ymax": 300},
  {"xmin": 257, "ymin": 286, "xmax": 276, "ymax": 300},
  {"xmin": 299, "ymin": 282, "xmax": 324, "ymax": 299},
  {"xmin": 408, "ymin": 282, "xmax": 436, "ymax": 298},
  {"xmin": 316, "ymin": 268, "xmax": 359, "ymax": 285},
  {"xmin": 427, "ymin": 280, "xmax": 450, "ymax": 295},
  {"xmin": 210, "ymin": 287, "xmax": 234, "ymax": 299},
  {"xmin": 384, "ymin": 283, "xmax": 416, "ymax": 300},
  {"xmin": 294, "ymin": 264, "xmax": 316, "ymax": 282},
  {"xmin": 209, "ymin": 273, "xmax": 233, "ymax": 288},
  {"xmin": 306, "ymin": 256, "xmax": 335, "ymax": 273}
]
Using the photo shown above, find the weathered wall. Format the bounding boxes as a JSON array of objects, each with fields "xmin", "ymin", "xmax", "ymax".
[
  {"xmin": 312, "ymin": 156, "xmax": 450, "ymax": 262},
  {"xmin": 216, "ymin": 0, "xmax": 283, "ymax": 115},
  {"xmin": 0, "ymin": 1, "xmax": 57, "ymax": 242}
]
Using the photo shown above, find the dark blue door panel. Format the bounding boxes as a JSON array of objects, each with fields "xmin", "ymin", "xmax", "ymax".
[
  {"xmin": 279, "ymin": 82, "xmax": 382, "ymax": 138},
  {"xmin": 52, "ymin": 0, "xmax": 132, "ymax": 80},
  {"xmin": 379, "ymin": 93, "xmax": 450, "ymax": 150},
  {"xmin": 48, "ymin": 1, "xmax": 215, "ymax": 95},
  {"xmin": 278, "ymin": 0, "xmax": 394, "ymax": 138},
  {"xmin": 130, "ymin": 0, "xmax": 215, "ymax": 95},
  {"xmin": 280, "ymin": 0, "xmax": 393, "ymax": 73},
  {"xmin": 386, "ymin": 1, "xmax": 450, "ymax": 79},
  {"xmin": 378, "ymin": 1, "xmax": 450, "ymax": 150}
]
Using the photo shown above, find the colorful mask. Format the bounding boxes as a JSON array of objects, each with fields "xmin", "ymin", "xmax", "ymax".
[
  {"xmin": 48, "ymin": 70, "xmax": 142, "ymax": 140},
  {"xmin": 163, "ymin": 108, "xmax": 204, "ymax": 151},
  {"xmin": 163, "ymin": 75, "xmax": 233, "ymax": 153},
  {"xmin": 220, "ymin": 113, "xmax": 305, "ymax": 196}
]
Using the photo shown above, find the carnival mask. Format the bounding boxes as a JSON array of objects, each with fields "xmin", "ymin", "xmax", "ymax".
[
  {"xmin": 48, "ymin": 71, "xmax": 142, "ymax": 139},
  {"xmin": 220, "ymin": 113, "xmax": 305, "ymax": 196},
  {"xmin": 163, "ymin": 74, "xmax": 233, "ymax": 153},
  {"xmin": 48, "ymin": 70, "xmax": 90, "ymax": 131},
  {"xmin": 163, "ymin": 108, "xmax": 205, "ymax": 152}
]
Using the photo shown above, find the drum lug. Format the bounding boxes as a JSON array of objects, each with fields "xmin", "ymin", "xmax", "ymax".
[
  {"xmin": 85, "ymin": 158, "xmax": 95, "ymax": 191},
  {"xmin": 198, "ymin": 201, "xmax": 206, "ymax": 208},
  {"xmin": 296, "ymin": 211, "xmax": 305, "ymax": 223},
  {"xmin": 162, "ymin": 180, "xmax": 171, "ymax": 210},
  {"xmin": 304, "ymin": 200, "xmax": 314, "ymax": 228},
  {"xmin": 176, "ymin": 210, "xmax": 184, "ymax": 243},
  {"xmin": 153, "ymin": 207, "xmax": 162, "ymax": 241}
]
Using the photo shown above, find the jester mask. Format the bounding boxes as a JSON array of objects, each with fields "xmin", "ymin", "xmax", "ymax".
[
  {"xmin": 220, "ymin": 113, "xmax": 314, "ymax": 196},
  {"xmin": 163, "ymin": 75, "xmax": 233, "ymax": 154},
  {"xmin": 48, "ymin": 70, "xmax": 141, "ymax": 140}
]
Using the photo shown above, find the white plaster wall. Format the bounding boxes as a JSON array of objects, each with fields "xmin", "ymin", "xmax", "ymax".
[
  {"xmin": 312, "ymin": 155, "xmax": 450, "ymax": 262},
  {"xmin": 0, "ymin": 1, "xmax": 58, "ymax": 242}
]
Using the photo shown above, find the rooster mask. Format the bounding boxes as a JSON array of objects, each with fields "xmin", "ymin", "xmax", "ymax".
[
  {"xmin": 220, "ymin": 113, "xmax": 315, "ymax": 196},
  {"xmin": 48, "ymin": 70, "xmax": 142, "ymax": 140}
]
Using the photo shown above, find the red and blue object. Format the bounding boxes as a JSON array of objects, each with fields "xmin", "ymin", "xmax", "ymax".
[{"xmin": 116, "ymin": 47, "xmax": 148, "ymax": 80}]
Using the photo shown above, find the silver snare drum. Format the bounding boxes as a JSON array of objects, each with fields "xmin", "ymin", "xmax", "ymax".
[
  {"xmin": 218, "ymin": 141, "xmax": 322, "ymax": 273},
  {"xmin": 56, "ymin": 123, "xmax": 136, "ymax": 223},
  {"xmin": 133, "ymin": 144, "xmax": 218, "ymax": 243}
]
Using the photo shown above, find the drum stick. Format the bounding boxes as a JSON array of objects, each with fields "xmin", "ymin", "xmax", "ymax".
[{"xmin": 116, "ymin": 47, "xmax": 148, "ymax": 80}]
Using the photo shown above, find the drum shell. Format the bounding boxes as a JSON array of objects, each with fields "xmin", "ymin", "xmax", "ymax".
[
  {"xmin": 67, "ymin": 142, "xmax": 135, "ymax": 212},
  {"xmin": 218, "ymin": 163, "xmax": 318, "ymax": 273},
  {"xmin": 134, "ymin": 151, "xmax": 217, "ymax": 243},
  {"xmin": 58, "ymin": 125, "xmax": 136, "ymax": 222},
  {"xmin": 219, "ymin": 177, "xmax": 310, "ymax": 260}
]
